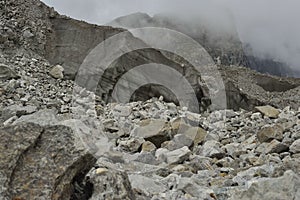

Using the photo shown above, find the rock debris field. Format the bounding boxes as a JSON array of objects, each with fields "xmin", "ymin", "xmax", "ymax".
[{"xmin": 0, "ymin": 0, "xmax": 300, "ymax": 199}]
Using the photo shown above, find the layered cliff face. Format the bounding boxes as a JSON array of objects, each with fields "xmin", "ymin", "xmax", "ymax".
[{"xmin": 45, "ymin": 17, "xmax": 125, "ymax": 80}]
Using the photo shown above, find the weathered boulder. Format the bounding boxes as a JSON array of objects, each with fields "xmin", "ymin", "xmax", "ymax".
[
  {"xmin": 183, "ymin": 126, "xmax": 207, "ymax": 146},
  {"xmin": 128, "ymin": 174, "xmax": 167, "ymax": 197},
  {"xmin": 165, "ymin": 146, "xmax": 191, "ymax": 164},
  {"xmin": 290, "ymin": 139, "xmax": 300, "ymax": 154},
  {"xmin": 89, "ymin": 168, "xmax": 135, "ymax": 200},
  {"xmin": 255, "ymin": 105, "xmax": 280, "ymax": 118},
  {"xmin": 132, "ymin": 119, "xmax": 171, "ymax": 147},
  {"xmin": 0, "ymin": 64, "xmax": 19, "ymax": 80},
  {"xmin": 0, "ymin": 123, "xmax": 96, "ymax": 200},
  {"xmin": 229, "ymin": 170, "xmax": 300, "ymax": 200},
  {"xmin": 49, "ymin": 65, "xmax": 64, "ymax": 79},
  {"xmin": 257, "ymin": 124, "xmax": 284, "ymax": 143}
]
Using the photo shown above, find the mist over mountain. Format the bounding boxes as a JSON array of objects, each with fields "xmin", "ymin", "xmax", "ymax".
[
  {"xmin": 41, "ymin": 0, "xmax": 300, "ymax": 77},
  {"xmin": 108, "ymin": 12, "xmax": 298, "ymax": 77}
]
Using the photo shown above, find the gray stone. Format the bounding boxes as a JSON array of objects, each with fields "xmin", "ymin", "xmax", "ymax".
[
  {"xmin": 183, "ymin": 126, "xmax": 207, "ymax": 146},
  {"xmin": 49, "ymin": 64, "xmax": 64, "ymax": 79},
  {"xmin": 0, "ymin": 64, "xmax": 18, "ymax": 80},
  {"xmin": 13, "ymin": 109, "xmax": 59, "ymax": 126},
  {"xmin": 89, "ymin": 168, "xmax": 135, "ymax": 200},
  {"xmin": 0, "ymin": 123, "xmax": 95, "ymax": 200},
  {"xmin": 113, "ymin": 104, "xmax": 132, "ymax": 117},
  {"xmin": 128, "ymin": 174, "xmax": 167, "ymax": 196},
  {"xmin": 290, "ymin": 139, "xmax": 300, "ymax": 154},
  {"xmin": 118, "ymin": 137, "xmax": 145, "ymax": 152},
  {"xmin": 132, "ymin": 119, "xmax": 170, "ymax": 147},
  {"xmin": 162, "ymin": 134, "xmax": 193, "ymax": 151},
  {"xmin": 23, "ymin": 29, "xmax": 34, "ymax": 38},
  {"xmin": 199, "ymin": 140, "xmax": 225, "ymax": 159},
  {"xmin": 155, "ymin": 148, "xmax": 170, "ymax": 163},
  {"xmin": 256, "ymin": 139, "xmax": 289, "ymax": 154},
  {"xmin": 141, "ymin": 141, "xmax": 157, "ymax": 153},
  {"xmin": 257, "ymin": 124, "xmax": 284, "ymax": 143},
  {"xmin": 229, "ymin": 170, "xmax": 300, "ymax": 200},
  {"xmin": 165, "ymin": 146, "xmax": 191, "ymax": 164},
  {"xmin": 255, "ymin": 105, "xmax": 280, "ymax": 118}
]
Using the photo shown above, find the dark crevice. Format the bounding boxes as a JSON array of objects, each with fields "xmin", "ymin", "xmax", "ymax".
[{"xmin": 70, "ymin": 169, "xmax": 94, "ymax": 200}]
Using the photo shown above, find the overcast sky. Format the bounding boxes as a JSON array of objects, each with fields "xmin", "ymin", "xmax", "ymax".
[{"xmin": 41, "ymin": 0, "xmax": 300, "ymax": 70}]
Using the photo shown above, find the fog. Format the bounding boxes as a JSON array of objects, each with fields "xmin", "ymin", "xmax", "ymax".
[{"xmin": 41, "ymin": 0, "xmax": 300, "ymax": 71}]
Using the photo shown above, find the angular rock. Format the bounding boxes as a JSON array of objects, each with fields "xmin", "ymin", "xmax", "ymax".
[
  {"xmin": 256, "ymin": 139, "xmax": 289, "ymax": 154},
  {"xmin": 0, "ymin": 123, "xmax": 95, "ymax": 200},
  {"xmin": 118, "ymin": 137, "xmax": 145, "ymax": 152},
  {"xmin": 133, "ymin": 152, "xmax": 159, "ymax": 165},
  {"xmin": 113, "ymin": 104, "xmax": 132, "ymax": 117},
  {"xmin": 257, "ymin": 124, "xmax": 284, "ymax": 143},
  {"xmin": 290, "ymin": 139, "xmax": 300, "ymax": 154},
  {"xmin": 165, "ymin": 146, "xmax": 191, "ymax": 165},
  {"xmin": 230, "ymin": 170, "xmax": 300, "ymax": 200},
  {"xmin": 2, "ymin": 104, "xmax": 37, "ymax": 121},
  {"xmin": 89, "ymin": 168, "xmax": 135, "ymax": 200},
  {"xmin": 49, "ymin": 64, "xmax": 64, "ymax": 79},
  {"xmin": 141, "ymin": 141, "xmax": 157, "ymax": 153},
  {"xmin": 132, "ymin": 119, "xmax": 171, "ymax": 147},
  {"xmin": 198, "ymin": 140, "xmax": 225, "ymax": 159},
  {"xmin": 0, "ymin": 64, "xmax": 18, "ymax": 80},
  {"xmin": 128, "ymin": 174, "xmax": 167, "ymax": 196},
  {"xmin": 13, "ymin": 109, "xmax": 59, "ymax": 126},
  {"xmin": 162, "ymin": 134, "xmax": 193, "ymax": 151},
  {"xmin": 183, "ymin": 126, "xmax": 207, "ymax": 146},
  {"xmin": 255, "ymin": 105, "xmax": 280, "ymax": 118}
]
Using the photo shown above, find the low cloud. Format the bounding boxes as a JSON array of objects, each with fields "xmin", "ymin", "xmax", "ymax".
[{"xmin": 42, "ymin": 0, "xmax": 300, "ymax": 71}]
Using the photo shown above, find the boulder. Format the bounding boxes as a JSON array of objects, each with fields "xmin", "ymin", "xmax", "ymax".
[
  {"xmin": 257, "ymin": 124, "xmax": 284, "ymax": 143},
  {"xmin": 255, "ymin": 105, "xmax": 280, "ymax": 118},
  {"xmin": 118, "ymin": 137, "xmax": 145, "ymax": 152},
  {"xmin": 49, "ymin": 65, "xmax": 64, "ymax": 79},
  {"xmin": 165, "ymin": 146, "xmax": 191, "ymax": 164},
  {"xmin": 89, "ymin": 168, "xmax": 135, "ymax": 200},
  {"xmin": 290, "ymin": 139, "xmax": 300, "ymax": 154},
  {"xmin": 183, "ymin": 126, "xmax": 207, "ymax": 146},
  {"xmin": 0, "ymin": 123, "xmax": 96, "ymax": 200},
  {"xmin": 256, "ymin": 139, "xmax": 289, "ymax": 154},
  {"xmin": 141, "ymin": 141, "xmax": 157, "ymax": 153},
  {"xmin": 0, "ymin": 64, "xmax": 19, "ymax": 80},
  {"xmin": 162, "ymin": 134, "xmax": 193, "ymax": 151},
  {"xmin": 128, "ymin": 174, "xmax": 167, "ymax": 196},
  {"xmin": 13, "ymin": 109, "xmax": 59, "ymax": 126},
  {"xmin": 198, "ymin": 140, "xmax": 225, "ymax": 159},
  {"xmin": 132, "ymin": 119, "xmax": 171, "ymax": 147},
  {"xmin": 229, "ymin": 170, "xmax": 300, "ymax": 200}
]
